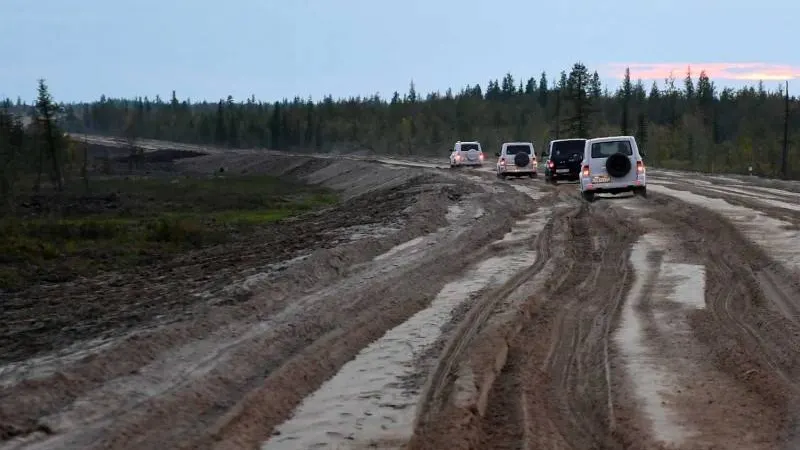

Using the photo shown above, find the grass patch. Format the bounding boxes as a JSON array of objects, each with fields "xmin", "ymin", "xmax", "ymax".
[{"xmin": 0, "ymin": 174, "xmax": 337, "ymax": 291}]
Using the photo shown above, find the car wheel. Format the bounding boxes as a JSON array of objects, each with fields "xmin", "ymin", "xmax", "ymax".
[
  {"xmin": 529, "ymin": 172, "xmax": 537, "ymax": 178},
  {"xmin": 635, "ymin": 186, "xmax": 648, "ymax": 198},
  {"xmin": 582, "ymin": 191, "xmax": 595, "ymax": 202}
]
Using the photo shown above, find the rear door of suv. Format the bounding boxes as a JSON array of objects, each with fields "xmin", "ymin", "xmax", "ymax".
[
  {"xmin": 549, "ymin": 139, "xmax": 586, "ymax": 177},
  {"xmin": 587, "ymin": 139, "xmax": 638, "ymax": 185},
  {"xmin": 458, "ymin": 142, "xmax": 482, "ymax": 164}
]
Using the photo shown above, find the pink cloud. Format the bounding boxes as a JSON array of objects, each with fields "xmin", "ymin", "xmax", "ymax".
[{"xmin": 602, "ymin": 62, "xmax": 800, "ymax": 81}]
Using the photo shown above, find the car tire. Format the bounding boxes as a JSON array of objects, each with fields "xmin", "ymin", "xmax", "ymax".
[
  {"xmin": 529, "ymin": 172, "xmax": 537, "ymax": 178},
  {"xmin": 582, "ymin": 191, "xmax": 595, "ymax": 202},
  {"xmin": 635, "ymin": 186, "xmax": 648, "ymax": 198}
]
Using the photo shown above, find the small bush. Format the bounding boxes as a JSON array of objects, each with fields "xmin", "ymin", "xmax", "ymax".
[{"xmin": 144, "ymin": 216, "xmax": 223, "ymax": 247}]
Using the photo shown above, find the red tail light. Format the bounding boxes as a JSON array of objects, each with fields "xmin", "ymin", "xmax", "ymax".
[
  {"xmin": 479, "ymin": 152, "xmax": 484, "ymax": 160},
  {"xmin": 582, "ymin": 165, "xmax": 590, "ymax": 177},
  {"xmin": 499, "ymin": 157, "xmax": 506, "ymax": 165},
  {"xmin": 637, "ymin": 160, "xmax": 645, "ymax": 174},
  {"xmin": 547, "ymin": 160, "xmax": 554, "ymax": 168}
]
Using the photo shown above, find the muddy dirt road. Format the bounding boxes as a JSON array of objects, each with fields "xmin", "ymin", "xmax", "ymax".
[{"xmin": 2, "ymin": 140, "xmax": 800, "ymax": 450}]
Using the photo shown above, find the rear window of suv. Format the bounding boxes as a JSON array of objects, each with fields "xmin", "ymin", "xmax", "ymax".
[
  {"xmin": 459, "ymin": 143, "xmax": 480, "ymax": 152},
  {"xmin": 550, "ymin": 140, "xmax": 585, "ymax": 159},
  {"xmin": 505, "ymin": 144, "xmax": 532, "ymax": 155},
  {"xmin": 591, "ymin": 140, "xmax": 633, "ymax": 158}
]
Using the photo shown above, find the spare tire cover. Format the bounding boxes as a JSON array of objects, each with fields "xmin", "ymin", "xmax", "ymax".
[
  {"xmin": 606, "ymin": 153, "xmax": 632, "ymax": 177},
  {"xmin": 514, "ymin": 152, "xmax": 530, "ymax": 167}
]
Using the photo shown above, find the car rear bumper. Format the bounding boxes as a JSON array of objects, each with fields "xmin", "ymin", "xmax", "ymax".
[
  {"xmin": 581, "ymin": 177, "xmax": 646, "ymax": 193},
  {"xmin": 549, "ymin": 169, "xmax": 579, "ymax": 178},
  {"xmin": 453, "ymin": 161, "xmax": 483, "ymax": 166},
  {"xmin": 499, "ymin": 165, "xmax": 537, "ymax": 174}
]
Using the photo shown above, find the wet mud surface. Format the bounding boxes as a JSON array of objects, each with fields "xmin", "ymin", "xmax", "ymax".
[{"xmin": 3, "ymin": 138, "xmax": 800, "ymax": 450}]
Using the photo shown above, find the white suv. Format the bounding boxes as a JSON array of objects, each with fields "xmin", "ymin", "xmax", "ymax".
[
  {"xmin": 496, "ymin": 142, "xmax": 537, "ymax": 178},
  {"xmin": 579, "ymin": 136, "xmax": 646, "ymax": 202},
  {"xmin": 449, "ymin": 141, "xmax": 484, "ymax": 168}
]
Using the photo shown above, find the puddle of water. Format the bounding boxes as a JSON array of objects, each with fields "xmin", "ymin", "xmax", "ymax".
[
  {"xmin": 672, "ymin": 182, "xmax": 800, "ymax": 212},
  {"xmin": 649, "ymin": 185, "xmax": 800, "ymax": 272},
  {"xmin": 262, "ymin": 251, "xmax": 538, "ymax": 450},
  {"xmin": 445, "ymin": 202, "xmax": 485, "ymax": 223},
  {"xmin": 615, "ymin": 238, "xmax": 698, "ymax": 445},
  {"xmin": 0, "ymin": 337, "xmax": 118, "ymax": 388},
  {"xmin": 616, "ymin": 236, "xmax": 774, "ymax": 448},
  {"xmin": 660, "ymin": 263, "xmax": 706, "ymax": 309},
  {"xmin": 508, "ymin": 183, "xmax": 547, "ymax": 199},
  {"xmin": 496, "ymin": 209, "xmax": 551, "ymax": 245},
  {"xmin": 373, "ymin": 236, "xmax": 427, "ymax": 261},
  {"xmin": 375, "ymin": 158, "xmax": 439, "ymax": 169},
  {"xmin": 745, "ymin": 184, "xmax": 800, "ymax": 198},
  {"xmin": 339, "ymin": 224, "xmax": 401, "ymax": 241},
  {"xmin": 703, "ymin": 185, "xmax": 787, "ymax": 202},
  {"xmin": 220, "ymin": 255, "xmax": 313, "ymax": 298},
  {"xmin": 446, "ymin": 204, "xmax": 465, "ymax": 222},
  {"xmin": 710, "ymin": 176, "xmax": 745, "ymax": 184}
]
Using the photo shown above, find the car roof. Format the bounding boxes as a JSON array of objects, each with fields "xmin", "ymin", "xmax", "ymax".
[
  {"xmin": 502, "ymin": 141, "xmax": 534, "ymax": 146},
  {"xmin": 457, "ymin": 141, "xmax": 481, "ymax": 145},
  {"xmin": 587, "ymin": 135, "xmax": 635, "ymax": 143},
  {"xmin": 550, "ymin": 138, "xmax": 586, "ymax": 143}
]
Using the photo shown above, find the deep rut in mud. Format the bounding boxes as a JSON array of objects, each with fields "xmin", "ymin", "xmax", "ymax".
[
  {"xmin": 480, "ymin": 200, "xmax": 640, "ymax": 450},
  {"xmin": 410, "ymin": 182, "xmax": 800, "ymax": 450}
]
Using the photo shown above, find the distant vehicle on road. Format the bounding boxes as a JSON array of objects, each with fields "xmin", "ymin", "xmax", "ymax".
[
  {"xmin": 450, "ymin": 141, "xmax": 485, "ymax": 168},
  {"xmin": 543, "ymin": 138, "xmax": 586, "ymax": 183},
  {"xmin": 496, "ymin": 142, "xmax": 537, "ymax": 178},
  {"xmin": 579, "ymin": 135, "xmax": 647, "ymax": 202}
]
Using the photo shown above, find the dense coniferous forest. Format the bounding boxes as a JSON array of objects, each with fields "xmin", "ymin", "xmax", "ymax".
[{"xmin": 2, "ymin": 62, "xmax": 800, "ymax": 194}]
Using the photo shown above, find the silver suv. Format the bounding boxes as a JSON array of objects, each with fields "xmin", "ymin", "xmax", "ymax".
[
  {"xmin": 449, "ymin": 141, "xmax": 484, "ymax": 168},
  {"xmin": 579, "ymin": 136, "xmax": 647, "ymax": 202},
  {"xmin": 496, "ymin": 142, "xmax": 537, "ymax": 178}
]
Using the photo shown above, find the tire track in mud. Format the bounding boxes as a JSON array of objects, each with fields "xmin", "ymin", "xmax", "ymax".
[
  {"xmin": 512, "ymin": 200, "xmax": 640, "ymax": 450},
  {"xmin": 408, "ymin": 190, "xmax": 644, "ymax": 450},
  {"xmin": 651, "ymin": 178, "xmax": 800, "ymax": 223},
  {"xmin": 413, "ymin": 200, "xmax": 559, "ymax": 433},
  {"xmin": 625, "ymin": 192, "xmax": 800, "ymax": 448},
  {"xmin": 411, "ymin": 178, "xmax": 800, "ymax": 449}
]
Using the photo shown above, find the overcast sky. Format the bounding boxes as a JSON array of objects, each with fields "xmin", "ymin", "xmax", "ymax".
[{"xmin": 2, "ymin": 0, "xmax": 799, "ymax": 103}]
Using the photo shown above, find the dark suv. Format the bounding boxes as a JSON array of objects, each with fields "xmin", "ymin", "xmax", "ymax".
[{"xmin": 543, "ymin": 138, "xmax": 587, "ymax": 183}]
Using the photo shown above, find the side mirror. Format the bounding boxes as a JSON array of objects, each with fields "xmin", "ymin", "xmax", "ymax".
[{"xmin": 495, "ymin": 152, "xmax": 501, "ymax": 157}]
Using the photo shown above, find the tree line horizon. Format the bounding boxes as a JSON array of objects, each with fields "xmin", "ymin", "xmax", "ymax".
[{"xmin": 2, "ymin": 62, "xmax": 799, "ymax": 197}]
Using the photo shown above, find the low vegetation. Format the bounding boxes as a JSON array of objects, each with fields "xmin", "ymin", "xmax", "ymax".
[
  {"xmin": 0, "ymin": 174, "xmax": 336, "ymax": 291},
  {"xmin": 0, "ymin": 81, "xmax": 337, "ymax": 291}
]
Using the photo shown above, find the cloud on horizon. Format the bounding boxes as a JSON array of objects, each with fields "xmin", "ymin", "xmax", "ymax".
[{"xmin": 601, "ymin": 62, "xmax": 800, "ymax": 82}]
